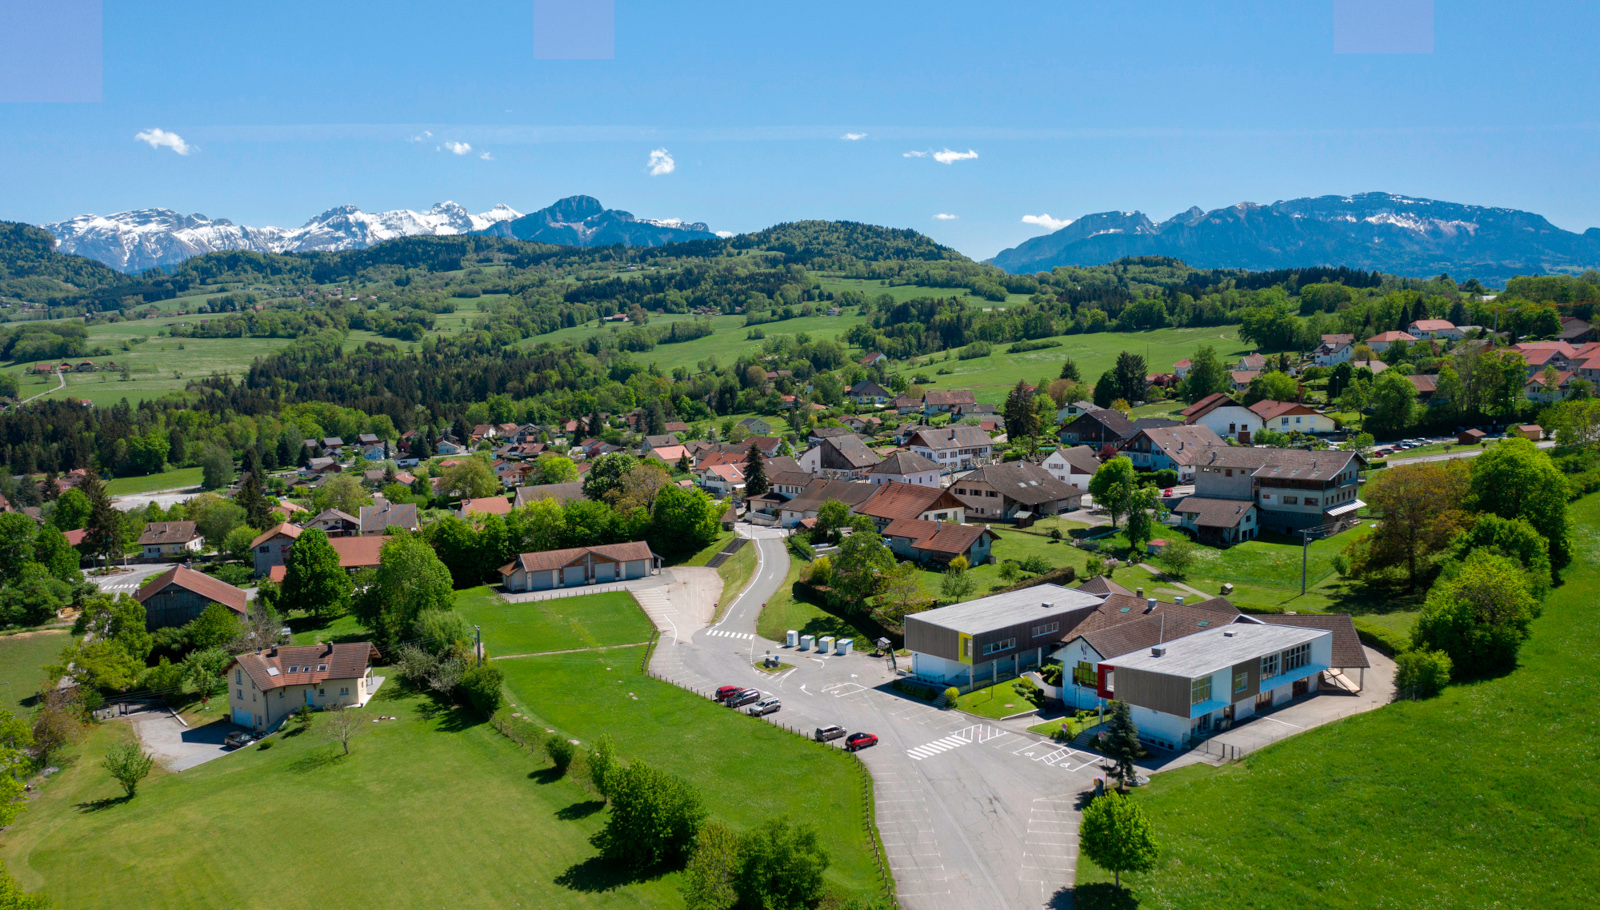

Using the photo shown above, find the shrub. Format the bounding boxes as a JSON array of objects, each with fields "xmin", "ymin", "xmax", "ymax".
[
  {"xmin": 734, "ymin": 818, "xmax": 830, "ymax": 910},
  {"xmin": 958, "ymin": 341, "xmax": 993, "ymax": 360},
  {"xmin": 457, "ymin": 664, "xmax": 504, "ymax": 717},
  {"xmin": 596, "ymin": 761, "xmax": 706, "ymax": 869},
  {"xmin": 1049, "ymin": 528, "xmax": 1062, "ymax": 540},
  {"xmin": 1019, "ymin": 555, "xmax": 1052, "ymax": 574},
  {"xmin": 1038, "ymin": 662, "xmax": 1063, "ymax": 686},
  {"xmin": 1151, "ymin": 469, "xmax": 1179, "ymax": 488},
  {"xmin": 1395, "ymin": 648, "xmax": 1453, "ymax": 698},
  {"xmin": 544, "ymin": 733, "xmax": 576, "ymax": 775},
  {"xmin": 1007, "ymin": 338, "xmax": 1061, "ymax": 354},
  {"xmin": 942, "ymin": 686, "xmax": 959, "ymax": 706}
]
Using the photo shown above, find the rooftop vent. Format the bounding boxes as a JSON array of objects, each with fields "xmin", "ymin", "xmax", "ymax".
[
  {"xmin": 1175, "ymin": 596, "xmax": 1185, "ymax": 606},
  {"xmin": 1150, "ymin": 646, "xmax": 1167, "ymax": 657},
  {"xmin": 1136, "ymin": 587, "xmax": 1144, "ymax": 598},
  {"xmin": 1223, "ymin": 630, "xmax": 1236, "ymax": 637},
  {"xmin": 1145, "ymin": 598, "xmax": 1158, "ymax": 613}
]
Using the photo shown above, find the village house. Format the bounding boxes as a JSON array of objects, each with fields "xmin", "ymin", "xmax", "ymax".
[
  {"xmin": 1247, "ymin": 400, "xmax": 1338, "ymax": 435},
  {"xmin": 922, "ymin": 389, "xmax": 977, "ymax": 416},
  {"xmin": 798, "ymin": 434, "xmax": 883, "ymax": 480},
  {"xmin": 1312, "ymin": 334, "xmax": 1355, "ymax": 367},
  {"xmin": 226, "ymin": 642, "xmax": 384, "ymax": 732},
  {"xmin": 1365, "ymin": 330, "xmax": 1417, "ymax": 353},
  {"xmin": 949, "ymin": 461, "xmax": 1083, "ymax": 523},
  {"xmin": 866, "ymin": 451, "xmax": 942, "ymax": 487},
  {"xmin": 358, "ymin": 501, "xmax": 419, "ymax": 536},
  {"xmin": 906, "ymin": 425, "xmax": 994, "ymax": 471},
  {"xmin": 1040, "ymin": 445, "xmax": 1100, "ymax": 493},
  {"xmin": 1180, "ymin": 393, "xmax": 1264, "ymax": 443},
  {"xmin": 305, "ymin": 509, "xmax": 360, "ymax": 537},
  {"xmin": 853, "ymin": 481, "xmax": 968, "ymax": 530},
  {"xmin": 1407, "ymin": 319, "xmax": 1463, "ymax": 340},
  {"xmin": 1175, "ymin": 445, "xmax": 1365, "ymax": 541},
  {"xmin": 848, "ymin": 379, "xmax": 893, "ymax": 407},
  {"xmin": 459, "ymin": 497, "xmax": 513, "ymax": 520},
  {"xmin": 882, "ymin": 519, "xmax": 998, "ymax": 567},
  {"xmin": 1118, "ymin": 425, "xmax": 1225, "ymax": 481},
  {"xmin": 513, "ymin": 482, "xmax": 586, "ymax": 510},
  {"xmin": 138, "ymin": 521, "xmax": 203, "ymax": 560},
  {"xmin": 1057, "ymin": 408, "xmax": 1136, "ymax": 447}
]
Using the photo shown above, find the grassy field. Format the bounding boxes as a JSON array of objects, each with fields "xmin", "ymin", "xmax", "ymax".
[
  {"xmin": 0, "ymin": 630, "xmax": 65, "ymax": 713},
  {"xmin": 455, "ymin": 587, "xmax": 655, "ymax": 657},
  {"xmin": 495, "ymin": 647, "xmax": 884, "ymax": 902},
  {"xmin": 714, "ymin": 543, "xmax": 759, "ymax": 614},
  {"xmin": 103, "ymin": 466, "xmax": 204, "ymax": 497},
  {"xmin": 904, "ymin": 324, "xmax": 1247, "ymax": 405},
  {"xmin": 1075, "ymin": 492, "xmax": 1600, "ymax": 910},
  {"xmin": 954, "ymin": 677, "xmax": 1038, "ymax": 719},
  {"xmin": 0, "ymin": 684, "xmax": 697, "ymax": 909},
  {"xmin": 756, "ymin": 559, "xmax": 883, "ymax": 648},
  {"xmin": 909, "ymin": 528, "xmax": 1086, "ymax": 602}
]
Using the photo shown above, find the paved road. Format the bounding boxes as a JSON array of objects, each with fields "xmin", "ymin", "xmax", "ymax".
[
  {"xmin": 1383, "ymin": 438, "xmax": 1555, "ymax": 467},
  {"xmin": 650, "ymin": 522, "xmax": 1098, "ymax": 910},
  {"xmin": 85, "ymin": 563, "xmax": 173, "ymax": 597}
]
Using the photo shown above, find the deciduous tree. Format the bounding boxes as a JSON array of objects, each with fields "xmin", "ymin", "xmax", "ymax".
[
  {"xmin": 1413, "ymin": 550, "xmax": 1537, "ymax": 678},
  {"xmin": 734, "ymin": 818, "xmax": 831, "ymax": 910},
  {"xmin": 1079, "ymin": 791, "xmax": 1159, "ymax": 889},
  {"xmin": 1467, "ymin": 437, "xmax": 1571, "ymax": 569},
  {"xmin": 101, "ymin": 742, "xmax": 154, "ymax": 798},
  {"xmin": 1088, "ymin": 457, "xmax": 1138, "ymax": 529},
  {"xmin": 352, "ymin": 535, "xmax": 454, "ymax": 646},
  {"xmin": 1345, "ymin": 461, "xmax": 1471, "ymax": 590},
  {"xmin": 280, "ymin": 528, "xmax": 353, "ymax": 619},
  {"xmin": 682, "ymin": 821, "xmax": 740, "ymax": 910}
]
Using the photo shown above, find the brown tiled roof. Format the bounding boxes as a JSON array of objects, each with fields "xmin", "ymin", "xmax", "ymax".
[
  {"xmin": 1407, "ymin": 374, "xmax": 1439, "ymax": 393},
  {"xmin": 251, "ymin": 522, "xmax": 302, "ymax": 549},
  {"xmin": 1124, "ymin": 425, "xmax": 1225, "ymax": 466},
  {"xmin": 228, "ymin": 642, "xmax": 381, "ymax": 692},
  {"xmin": 1173, "ymin": 496, "xmax": 1255, "ymax": 529},
  {"xmin": 1192, "ymin": 445, "xmax": 1362, "ymax": 482},
  {"xmin": 461, "ymin": 497, "xmax": 513, "ymax": 517},
  {"xmin": 1179, "ymin": 392, "xmax": 1239, "ymax": 420},
  {"xmin": 500, "ymin": 541, "xmax": 658, "ymax": 575},
  {"xmin": 857, "ymin": 482, "xmax": 966, "ymax": 522},
  {"xmin": 814, "ymin": 435, "xmax": 881, "ymax": 470},
  {"xmin": 138, "ymin": 521, "xmax": 199, "ymax": 546},
  {"xmin": 923, "ymin": 389, "xmax": 977, "ymax": 407},
  {"xmin": 781, "ymin": 479, "xmax": 880, "ymax": 514},
  {"xmin": 907, "ymin": 425, "xmax": 992, "ymax": 452},
  {"xmin": 136, "ymin": 565, "xmax": 247, "ymax": 615},
  {"xmin": 1062, "ymin": 407, "xmax": 1136, "ymax": 439},
  {"xmin": 327, "ymin": 536, "xmax": 386, "ymax": 569},
  {"xmin": 1070, "ymin": 597, "xmax": 1242, "ymax": 659},
  {"xmin": 953, "ymin": 461, "xmax": 1083, "ymax": 507},
  {"xmin": 310, "ymin": 508, "xmax": 359, "ymax": 528},
  {"xmin": 881, "ymin": 519, "xmax": 994, "ymax": 556},
  {"xmin": 1049, "ymin": 445, "xmax": 1102, "ymax": 475},
  {"xmin": 1259, "ymin": 613, "xmax": 1370, "ymax": 668},
  {"xmin": 1247, "ymin": 400, "xmax": 1315, "ymax": 421}
]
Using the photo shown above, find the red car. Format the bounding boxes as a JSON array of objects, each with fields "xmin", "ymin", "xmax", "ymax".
[
  {"xmin": 845, "ymin": 732, "xmax": 878, "ymax": 752},
  {"xmin": 715, "ymin": 685, "xmax": 744, "ymax": 703}
]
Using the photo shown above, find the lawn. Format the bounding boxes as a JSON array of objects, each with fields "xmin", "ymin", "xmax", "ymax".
[
  {"xmin": 954, "ymin": 677, "xmax": 1039, "ymax": 720},
  {"xmin": 455, "ymin": 586, "xmax": 655, "ymax": 657},
  {"xmin": 1075, "ymin": 492, "xmax": 1600, "ymax": 910},
  {"xmin": 495, "ymin": 647, "xmax": 884, "ymax": 902},
  {"xmin": 0, "ymin": 684, "xmax": 693, "ymax": 909},
  {"xmin": 909, "ymin": 528, "xmax": 1086, "ymax": 602},
  {"xmin": 286, "ymin": 611, "xmax": 370, "ymax": 647},
  {"xmin": 103, "ymin": 466, "xmax": 204, "ymax": 497},
  {"xmin": 756, "ymin": 559, "xmax": 883, "ymax": 648},
  {"xmin": 714, "ymin": 542, "xmax": 759, "ymax": 614},
  {"xmin": 0, "ymin": 630, "xmax": 66, "ymax": 714},
  {"xmin": 679, "ymin": 530, "xmax": 736, "ymax": 567}
]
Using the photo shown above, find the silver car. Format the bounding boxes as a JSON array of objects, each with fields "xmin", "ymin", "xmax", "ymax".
[{"xmin": 747, "ymin": 697, "xmax": 781, "ymax": 717}]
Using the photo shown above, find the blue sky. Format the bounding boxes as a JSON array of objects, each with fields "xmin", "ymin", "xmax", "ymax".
[{"xmin": 2, "ymin": 1, "xmax": 1598, "ymax": 259}]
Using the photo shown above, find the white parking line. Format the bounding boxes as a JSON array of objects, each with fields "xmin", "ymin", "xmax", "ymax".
[{"xmin": 703, "ymin": 629, "xmax": 753, "ymax": 640}]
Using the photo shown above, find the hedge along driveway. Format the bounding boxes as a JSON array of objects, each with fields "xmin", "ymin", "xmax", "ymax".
[{"xmin": 494, "ymin": 647, "xmax": 883, "ymax": 902}]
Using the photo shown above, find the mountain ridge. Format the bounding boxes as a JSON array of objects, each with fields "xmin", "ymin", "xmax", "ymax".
[
  {"xmin": 41, "ymin": 196, "xmax": 714, "ymax": 273},
  {"xmin": 988, "ymin": 192, "xmax": 1600, "ymax": 283}
]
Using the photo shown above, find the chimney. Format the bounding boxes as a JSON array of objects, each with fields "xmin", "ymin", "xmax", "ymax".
[
  {"xmin": 1150, "ymin": 645, "xmax": 1166, "ymax": 657},
  {"xmin": 1135, "ymin": 587, "xmax": 1144, "ymax": 598},
  {"xmin": 1223, "ymin": 630, "xmax": 1236, "ymax": 637},
  {"xmin": 1175, "ymin": 596, "xmax": 1185, "ymax": 606},
  {"xmin": 1145, "ymin": 598, "xmax": 1157, "ymax": 613}
]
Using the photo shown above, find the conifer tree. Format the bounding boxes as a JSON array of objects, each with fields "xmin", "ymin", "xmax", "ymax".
[
  {"xmin": 1100, "ymin": 700, "xmax": 1141, "ymax": 789},
  {"xmin": 742, "ymin": 443, "xmax": 769, "ymax": 498}
]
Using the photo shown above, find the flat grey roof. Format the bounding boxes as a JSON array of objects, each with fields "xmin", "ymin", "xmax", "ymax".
[
  {"xmin": 908, "ymin": 584, "xmax": 1103, "ymax": 635},
  {"xmin": 1105, "ymin": 623, "xmax": 1327, "ymax": 678}
]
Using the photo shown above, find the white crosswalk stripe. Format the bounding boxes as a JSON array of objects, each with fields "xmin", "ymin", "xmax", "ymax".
[
  {"xmin": 905, "ymin": 724, "xmax": 1005, "ymax": 760},
  {"xmin": 704, "ymin": 629, "xmax": 753, "ymax": 640}
]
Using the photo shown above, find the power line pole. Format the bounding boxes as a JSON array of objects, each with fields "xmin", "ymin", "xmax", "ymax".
[{"xmin": 475, "ymin": 625, "xmax": 482, "ymax": 667}]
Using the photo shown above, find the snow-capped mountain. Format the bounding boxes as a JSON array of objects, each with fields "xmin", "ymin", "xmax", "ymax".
[
  {"xmin": 475, "ymin": 195, "xmax": 718, "ymax": 247},
  {"xmin": 42, "ymin": 201, "xmax": 523, "ymax": 272},
  {"xmin": 989, "ymin": 192, "xmax": 1600, "ymax": 282}
]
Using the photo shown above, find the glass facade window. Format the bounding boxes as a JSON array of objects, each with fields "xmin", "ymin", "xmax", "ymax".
[
  {"xmin": 1261, "ymin": 652, "xmax": 1280, "ymax": 679},
  {"xmin": 1234, "ymin": 671, "xmax": 1248, "ymax": 693},
  {"xmin": 1283, "ymin": 642, "xmax": 1311, "ymax": 672},
  {"xmin": 982, "ymin": 638, "xmax": 1017, "ymax": 656},
  {"xmin": 1073, "ymin": 661, "xmax": 1097, "ymax": 687},
  {"xmin": 1190, "ymin": 675, "xmax": 1212, "ymax": 705},
  {"xmin": 1032, "ymin": 622, "xmax": 1059, "ymax": 638}
]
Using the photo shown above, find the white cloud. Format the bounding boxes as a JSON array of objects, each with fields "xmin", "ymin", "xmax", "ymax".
[
  {"xmin": 715, "ymin": 230, "xmax": 735, "ymax": 239},
  {"xmin": 407, "ymin": 130, "xmax": 433, "ymax": 143},
  {"xmin": 134, "ymin": 128, "xmax": 191, "ymax": 155},
  {"xmin": 902, "ymin": 150, "xmax": 928, "ymax": 158},
  {"xmin": 842, "ymin": 132, "xmax": 867, "ymax": 141},
  {"xmin": 647, "ymin": 147, "xmax": 675, "ymax": 176},
  {"xmin": 479, "ymin": 151, "xmax": 494, "ymax": 161},
  {"xmin": 1022, "ymin": 213, "xmax": 1074, "ymax": 231},
  {"xmin": 932, "ymin": 148, "xmax": 979, "ymax": 164},
  {"xmin": 933, "ymin": 213, "xmax": 958, "ymax": 220},
  {"xmin": 440, "ymin": 141, "xmax": 472, "ymax": 155}
]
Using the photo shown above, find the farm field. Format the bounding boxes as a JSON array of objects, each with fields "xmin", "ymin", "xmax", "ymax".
[
  {"xmin": 1075, "ymin": 492, "xmax": 1600, "ymax": 910},
  {"xmin": 494, "ymin": 647, "xmax": 884, "ymax": 902},
  {"xmin": 103, "ymin": 466, "xmax": 204, "ymax": 496},
  {"xmin": 904, "ymin": 323, "xmax": 1247, "ymax": 404},
  {"xmin": 0, "ymin": 684, "xmax": 691, "ymax": 910},
  {"xmin": 0, "ymin": 630, "xmax": 65, "ymax": 713},
  {"xmin": 455, "ymin": 587, "xmax": 655, "ymax": 656}
]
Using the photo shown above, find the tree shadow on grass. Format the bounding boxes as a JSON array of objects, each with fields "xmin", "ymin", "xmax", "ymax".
[
  {"xmin": 414, "ymin": 697, "xmax": 479, "ymax": 732},
  {"xmin": 1072, "ymin": 883, "xmax": 1140, "ymax": 910},
  {"xmin": 556, "ymin": 800, "xmax": 605, "ymax": 821},
  {"xmin": 75, "ymin": 794, "xmax": 131, "ymax": 813},
  {"xmin": 287, "ymin": 746, "xmax": 344, "ymax": 773},
  {"xmin": 553, "ymin": 856, "xmax": 661, "ymax": 894}
]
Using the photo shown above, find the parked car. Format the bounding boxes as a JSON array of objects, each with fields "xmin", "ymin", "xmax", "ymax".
[
  {"xmin": 845, "ymin": 732, "xmax": 878, "ymax": 752},
  {"xmin": 747, "ymin": 698, "xmax": 781, "ymax": 716},
  {"xmin": 715, "ymin": 685, "xmax": 744, "ymax": 703},
  {"xmin": 814, "ymin": 724, "xmax": 846, "ymax": 743},
  {"xmin": 223, "ymin": 730, "xmax": 257, "ymax": 749},
  {"xmin": 727, "ymin": 688, "xmax": 762, "ymax": 708}
]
